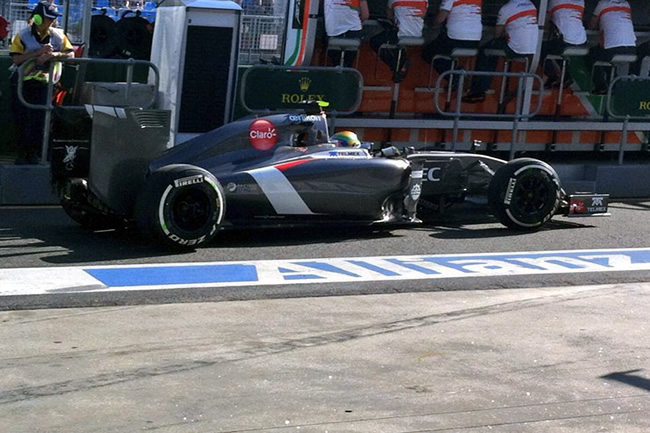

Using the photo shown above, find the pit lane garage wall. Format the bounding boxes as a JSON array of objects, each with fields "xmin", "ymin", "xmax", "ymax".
[
  {"xmin": 298, "ymin": 0, "xmax": 650, "ymax": 155},
  {"xmin": 2, "ymin": 0, "xmax": 650, "ymax": 159},
  {"xmin": 2, "ymin": 0, "xmax": 650, "ymax": 202}
]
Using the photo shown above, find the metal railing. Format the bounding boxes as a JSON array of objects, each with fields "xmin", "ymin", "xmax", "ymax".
[
  {"xmin": 434, "ymin": 69, "xmax": 544, "ymax": 160},
  {"xmin": 335, "ymin": 68, "xmax": 650, "ymax": 161},
  {"xmin": 16, "ymin": 56, "xmax": 160, "ymax": 164}
]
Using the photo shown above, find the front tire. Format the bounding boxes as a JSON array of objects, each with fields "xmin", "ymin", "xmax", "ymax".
[
  {"xmin": 487, "ymin": 158, "xmax": 561, "ymax": 230},
  {"xmin": 135, "ymin": 164, "xmax": 226, "ymax": 249}
]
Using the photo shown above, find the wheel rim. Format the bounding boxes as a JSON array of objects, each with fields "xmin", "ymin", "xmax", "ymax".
[
  {"xmin": 511, "ymin": 174, "xmax": 551, "ymax": 217},
  {"xmin": 171, "ymin": 189, "xmax": 213, "ymax": 232}
]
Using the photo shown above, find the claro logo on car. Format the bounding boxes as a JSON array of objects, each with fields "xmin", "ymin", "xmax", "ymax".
[
  {"xmin": 249, "ymin": 119, "xmax": 278, "ymax": 151},
  {"xmin": 174, "ymin": 175, "xmax": 204, "ymax": 187}
]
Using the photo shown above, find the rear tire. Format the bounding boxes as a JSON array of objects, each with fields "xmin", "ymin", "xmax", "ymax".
[
  {"xmin": 135, "ymin": 164, "xmax": 226, "ymax": 249},
  {"xmin": 487, "ymin": 158, "xmax": 561, "ymax": 230}
]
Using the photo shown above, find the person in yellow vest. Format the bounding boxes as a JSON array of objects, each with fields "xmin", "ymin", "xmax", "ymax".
[{"xmin": 9, "ymin": 1, "xmax": 74, "ymax": 164}]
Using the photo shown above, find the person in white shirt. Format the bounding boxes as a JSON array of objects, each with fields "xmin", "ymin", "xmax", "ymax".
[
  {"xmin": 369, "ymin": 0, "xmax": 428, "ymax": 82},
  {"xmin": 587, "ymin": 0, "xmax": 636, "ymax": 94},
  {"xmin": 541, "ymin": 0, "xmax": 587, "ymax": 88},
  {"xmin": 420, "ymin": 0, "xmax": 482, "ymax": 89},
  {"xmin": 324, "ymin": 0, "xmax": 370, "ymax": 67},
  {"xmin": 463, "ymin": 0, "xmax": 539, "ymax": 103}
]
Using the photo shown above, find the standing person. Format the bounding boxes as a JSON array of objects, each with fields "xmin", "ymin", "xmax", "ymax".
[
  {"xmin": 323, "ymin": 0, "xmax": 370, "ymax": 67},
  {"xmin": 420, "ymin": 0, "xmax": 482, "ymax": 88},
  {"xmin": 462, "ymin": 0, "xmax": 538, "ymax": 103},
  {"xmin": 369, "ymin": 0, "xmax": 428, "ymax": 83},
  {"xmin": 9, "ymin": 1, "xmax": 74, "ymax": 164},
  {"xmin": 541, "ymin": 0, "xmax": 587, "ymax": 88},
  {"xmin": 587, "ymin": 0, "xmax": 636, "ymax": 94}
]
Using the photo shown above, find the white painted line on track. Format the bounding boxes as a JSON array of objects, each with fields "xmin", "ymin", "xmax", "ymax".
[{"xmin": 2, "ymin": 247, "xmax": 650, "ymax": 297}]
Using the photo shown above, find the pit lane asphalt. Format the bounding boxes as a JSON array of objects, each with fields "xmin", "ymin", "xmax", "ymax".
[
  {"xmin": 1, "ymin": 200, "xmax": 650, "ymax": 309},
  {"xmin": 2, "ymin": 284, "xmax": 649, "ymax": 432},
  {"xmin": 2, "ymin": 203, "xmax": 650, "ymax": 433}
]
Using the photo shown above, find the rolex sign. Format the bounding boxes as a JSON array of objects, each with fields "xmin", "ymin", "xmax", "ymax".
[{"xmin": 241, "ymin": 66, "xmax": 363, "ymax": 114}]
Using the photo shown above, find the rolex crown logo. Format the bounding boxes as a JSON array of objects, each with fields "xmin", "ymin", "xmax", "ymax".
[{"xmin": 299, "ymin": 77, "xmax": 312, "ymax": 92}]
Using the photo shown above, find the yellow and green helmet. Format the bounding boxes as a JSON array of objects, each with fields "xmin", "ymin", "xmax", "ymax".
[{"xmin": 330, "ymin": 131, "xmax": 361, "ymax": 148}]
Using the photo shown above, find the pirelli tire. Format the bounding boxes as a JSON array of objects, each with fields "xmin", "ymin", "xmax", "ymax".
[
  {"xmin": 487, "ymin": 158, "xmax": 561, "ymax": 230},
  {"xmin": 135, "ymin": 164, "xmax": 226, "ymax": 249}
]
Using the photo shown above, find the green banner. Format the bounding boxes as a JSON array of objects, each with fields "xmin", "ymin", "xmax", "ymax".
[
  {"xmin": 609, "ymin": 78, "xmax": 650, "ymax": 118},
  {"xmin": 240, "ymin": 66, "xmax": 363, "ymax": 114}
]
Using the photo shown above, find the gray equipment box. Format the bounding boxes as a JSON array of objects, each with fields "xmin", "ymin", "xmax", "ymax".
[
  {"xmin": 89, "ymin": 107, "xmax": 171, "ymax": 215},
  {"xmin": 79, "ymin": 82, "xmax": 157, "ymax": 108}
]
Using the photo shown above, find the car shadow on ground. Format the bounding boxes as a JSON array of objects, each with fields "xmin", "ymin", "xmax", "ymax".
[
  {"xmin": 1, "ymin": 202, "xmax": 600, "ymax": 265},
  {"xmin": 0, "ymin": 206, "xmax": 402, "ymax": 265},
  {"xmin": 214, "ymin": 225, "xmax": 399, "ymax": 248},
  {"xmin": 427, "ymin": 219, "xmax": 595, "ymax": 240},
  {"xmin": 420, "ymin": 206, "xmax": 595, "ymax": 240},
  {"xmin": 608, "ymin": 199, "xmax": 650, "ymax": 211}
]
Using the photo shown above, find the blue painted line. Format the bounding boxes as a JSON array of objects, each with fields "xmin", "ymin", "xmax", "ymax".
[
  {"xmin": 294, "ymin": 261, "xmax": 362, "ymax": 277},
  {"xmin": 347, "ymin": 260, "xmax": 401, "ymax": 276},
  {"xmin": 278, "ymin": 266, "xmax": 324, "ymax": 280},
  {"xmin": 5, "ymin": 247, "xmax": 638, "ymax": 295},
  {"xmin": 85, "ymin": 264, "xmax": 258, "ymax": 287}
]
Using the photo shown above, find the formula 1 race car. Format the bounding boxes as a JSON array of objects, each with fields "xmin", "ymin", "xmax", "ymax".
[{"xmin": 51, "ymin": 102, "xmax": 609, "ymax": 249}]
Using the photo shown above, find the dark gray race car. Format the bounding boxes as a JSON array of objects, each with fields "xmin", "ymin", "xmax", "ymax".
[{"xmin": 52, "ymin": 103, "xmax": 609, "ymax": 249}]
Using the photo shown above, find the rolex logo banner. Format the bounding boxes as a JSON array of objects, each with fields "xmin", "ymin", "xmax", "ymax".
[{"xmin": 241, "ymin": 66, "xmax": 363, "ymax": 114}]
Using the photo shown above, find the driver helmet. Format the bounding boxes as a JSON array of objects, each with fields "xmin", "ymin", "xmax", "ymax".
[{"xmin": 330, "ymin": 131, "xmax": 361, "ymax": 148}]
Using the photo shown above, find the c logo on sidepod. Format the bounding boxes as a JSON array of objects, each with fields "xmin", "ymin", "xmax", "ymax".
[{"xmin": 249, "ymin": 119, "xmax": 278, "ymax": 151}]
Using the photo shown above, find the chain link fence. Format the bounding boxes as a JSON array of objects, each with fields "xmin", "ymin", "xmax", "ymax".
[
  {"xmin": 240, "ymin": 13, "xmax": 284, "ymax": 65},
  {"xmin": 0, "ymin": 0, "xmax": 87, "ymax": 47},
  {"xmin": 1, "ymin": 0, "xmax": 35, "ymax": 49},
  {"xmin": 1, "ymin": 0, "xmax": 290, "ymax": 65},
  {"xmin": 239, "ymin": 0, "xmax": 287, "ymax": 65}
]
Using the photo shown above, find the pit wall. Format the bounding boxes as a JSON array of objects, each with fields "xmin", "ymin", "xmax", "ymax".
[{"xmin": 307, "ymin": 39, "xmax": 648, "ymax": 150}]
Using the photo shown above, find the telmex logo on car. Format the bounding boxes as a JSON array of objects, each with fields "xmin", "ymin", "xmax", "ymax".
[
  {"xmin": 327, "ymin": 150, "xmax": 367, "ymax": 157},
  {"xmin": 588, "ymin": 196, "xmax": 608, "ymax": 213},
  {"xmin": 570, "ymin": 195, "xmax": 609, "ymax": 214}
]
